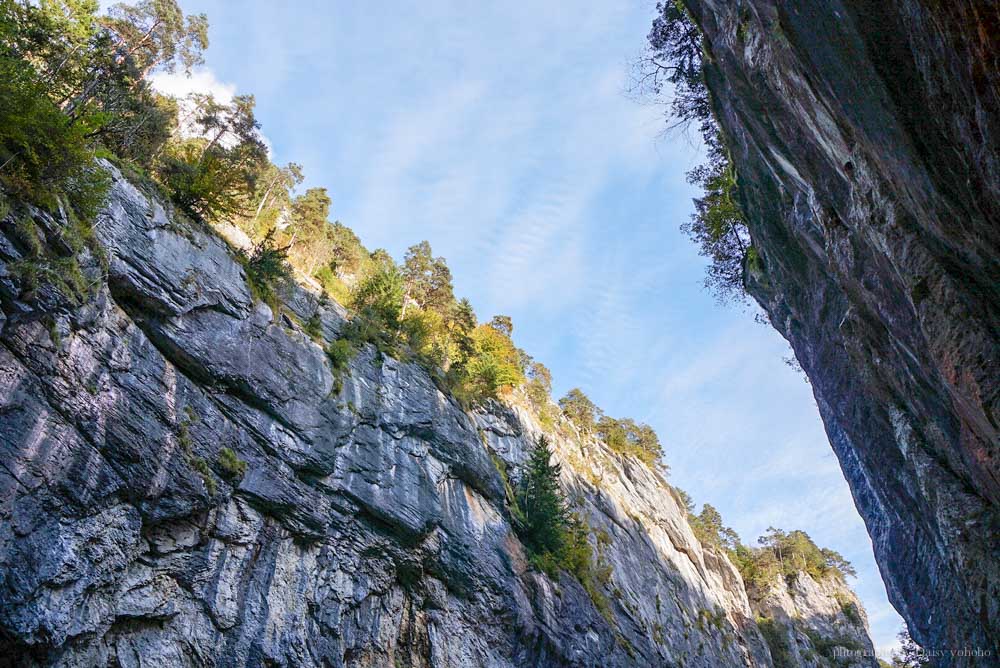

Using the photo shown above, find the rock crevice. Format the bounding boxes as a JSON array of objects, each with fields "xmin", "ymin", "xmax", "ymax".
[
  {"xmin": 0, "ymin": 165, "xmax": 878, "ymax": 666},
  {"xmin": 685, "ymin": 0, "xmax": 999, "ymax": 662}
]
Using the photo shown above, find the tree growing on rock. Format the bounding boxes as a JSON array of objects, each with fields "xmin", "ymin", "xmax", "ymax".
[
  {"xmin": 558, "ymin": 388, "xmax": 601, "ymax": 435},
  {"xmin": 635, "ymin": 1, "xmax": 753, "ymax": 304},
  {"xmin": 402, "ymin": 240, "xmax": 454, "ymax": 314},
  {"xmin": 517, "ymin": 438, "xmax": 569, "ymax": 552}
]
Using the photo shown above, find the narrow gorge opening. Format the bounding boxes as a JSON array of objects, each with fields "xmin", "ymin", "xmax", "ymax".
[{"xmin": 0, "ymin": 1, "xmax": 995, "ymax": 667}]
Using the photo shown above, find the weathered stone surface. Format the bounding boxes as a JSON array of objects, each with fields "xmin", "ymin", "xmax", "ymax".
[
  {"xmin": 750, "ymin": 573, "xmax": 878, "ymax": 668},
  {"xmin": 0, "ymin": 165, "xmax": 877, "ymax": 666},
  {"xmin": 684, "ymin": 0, "xmax": 999, "ymax": 663}
]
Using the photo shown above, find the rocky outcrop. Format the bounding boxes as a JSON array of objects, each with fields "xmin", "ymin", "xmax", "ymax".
[
  {"xmin": 750, "ymin": 573, "xmax": 877, "ymax": 668},
  {"xmin": 0, "ymin": 166, "xmax": 876, "ymax": 666},
  {"xmin": 683, "ymin": 0, "xmax": 999, "ymax": 663}
]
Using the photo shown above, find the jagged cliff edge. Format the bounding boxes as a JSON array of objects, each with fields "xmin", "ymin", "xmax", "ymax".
[{"xmin": 0, "ymin": 165, "xmax": 877, "ymax": 666}]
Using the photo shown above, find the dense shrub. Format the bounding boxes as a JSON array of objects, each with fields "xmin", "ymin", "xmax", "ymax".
[
  {"xmin": 682, "ymin": 499, "xmax": 856, "ymax": 590},
  {"xmin": 238, "ymin": 229, "xmax": 291, "ymax": 306},
  {"xmin": 326, "ymin": 338, "xmax": 353, "ymax": 373},
  {"xmin": 217, "ymin": 447, "xmax": 247, "ymax": 481},
  {"xmin": 454, "ymin": 324, "xmax": 525, "ymax": 401}
]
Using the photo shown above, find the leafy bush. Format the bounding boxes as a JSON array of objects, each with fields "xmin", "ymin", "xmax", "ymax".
[
  {"xmin": 217, "ymin": 447, "xmax": 247, "ymax": 481},
  {"xmin": 559, "ymin": 388, "xmax": 601, "ymax": 434},
  {"xmin": 326, "ymin": 338, "xmax": 353, "ymax": 373},
  {"xmin": 757, "ymin": 617, "xmax": 793, "ymax": 668},
  {"xmin": 189, "ymin": 455, "xmax": 216, "ymax": 496},
  {"xmin": 453, "ymin": 324, "xmax": 524, "ymax": 401},
  {"xmin": 238, "ymin": 228, "xmax": 291, "ymax": 306}
]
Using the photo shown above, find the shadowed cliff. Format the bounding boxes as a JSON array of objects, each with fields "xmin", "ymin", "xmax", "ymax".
[{"xmin": 682, "ymin": 0, "xmax": 999, "ymax": 663}]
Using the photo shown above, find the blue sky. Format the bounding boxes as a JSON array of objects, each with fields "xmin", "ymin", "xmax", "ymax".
[{"xmin": 152, "ymin": 0, "xmax": 904, "ymax": 655}]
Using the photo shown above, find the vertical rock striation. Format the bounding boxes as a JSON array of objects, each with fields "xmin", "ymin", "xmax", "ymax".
[
  {"xmin": 0, "ymin": 165, "xmax": 879, "ymax": 665},
  {"xmin": 684, "ymin": 0, "xmax": 999, "ymax": 662}
]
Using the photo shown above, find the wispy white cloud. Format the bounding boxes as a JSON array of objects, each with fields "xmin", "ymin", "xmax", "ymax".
[
  {"xmin": 150, "ymin": 68, "xmax": 273, "ymax": 154},
  {"xmin": 149, "ymin": 68, "xmax": 236, "ymax": 103},
  {"xmin": 183, "ymin": 0, "xmax": 905, "ymax": 651}
]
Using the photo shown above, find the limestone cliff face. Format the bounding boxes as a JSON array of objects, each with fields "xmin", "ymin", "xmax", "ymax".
[
  {"xmin": 748, "ymin": 573, "xmax": 877, "ymax": 668},
  {"xmin": 683, "ymin": 0, "xmax": 999, "ymax": 663},
  {"xmin": 0, "ymin": 166, "xmax": 875, "ymax": 666}
]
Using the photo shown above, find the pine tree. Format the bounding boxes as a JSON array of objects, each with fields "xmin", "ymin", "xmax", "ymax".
[{"xmin": 516, "ymin": 436, "xmax": 570, "ymax": 558}]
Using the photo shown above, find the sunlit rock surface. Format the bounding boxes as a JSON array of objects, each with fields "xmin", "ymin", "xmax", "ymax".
[{"xmin": 0, "ymin": 166, "xmax": 877, "ymax": 666}]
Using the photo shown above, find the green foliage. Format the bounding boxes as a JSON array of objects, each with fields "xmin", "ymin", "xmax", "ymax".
[
  {"xmin": 525, "ymin": 362, "xmax": 557, "ymax": 428},
  {"xmin": 757, "ymin": 527, "xmax": 855, "ymax": 583},
  {"xmin": 683, "ymin": 156, "xmax": 752, "ymax": 303},
  {"xmin": 696, "ymin": 606, "xmax": 727, "ymax": 633},
  {"xmin": 688, "ymin": 503, "xmax": 740, "ymax": 552},
  {"xmin": 402, "ymin": 240, "xmax": 454, "ymax": 312},
  {"xmin": 283, "ymin": 187, "xmax": 340, "ymax": 276},
  {"xmin": 351, "ymin": 261, "xmax": 404, "ymax": 330},
  {"xmin": 157, "ymin": 94, "xmax": 267, "ymax": 222},
  {"xmin": 511, "ymin": 437, "xmax": 612, "ymax": 622},
  {"xmin": 325, "ymin": 338, "xmax": 353, "ymax": 373},
  {"xmin": 401, "ymin": 307, "xmax": 456, "ymax": 371},
  {"xmin": 0, "ymin": 0, "xmax": 206, "ymax": 219},
  {"xmin": 639, "ymin": 2, "xmax": 754, "ymax": 304},
  {"xmin": 0, "ymin": 3, "xmax": 108, "ymax": 214},
  {"xmin": 189, "ymin": 455, "xmax": 216, "ymax": 496},
  {"xmin": 595, "ymin": 415, "xmax": 665, "ymax": 468},
  {"xmin": 304, "ymin": 309, "xmax": 323, "ymax": 341},
  {"xmin": 217, "ymin": 446, "xmax": 246, "ymax": 481},
  {"xmin": 453, "ymin": 323, "xmax": 525, "ymax": 402},
  {"xmin": 326, "ymin": 222, "xmax": 367, "ymax": 276},
  {"xmin": 516, "ymin": 437, "xmax": 571, "ymax": 557},
  {"xmin": 835, "ymin": 592, "xmax": 862, "ymax": 625},
  {"xmin": 559, "ymin": 388, "xmax": 601, "ymax": 434},
  {"xmin": 802, "ymin": 627, "xmax": 865, "ymax": 660},
  {"xmin": 323, "ymin": 337, "xmax": 354, "ymax": 394},
  {"xmin": 673, "ymin": 486, "xmax": 695, "ymax": 513},
  {"xmin": 102, "ymin": 0, "xmax": 209, "ymax": 78},
  {"xmin": 679, "ymin": 497, "xmax": 857, "ymax": 592},
  {"xmin": 488, "ymin": 314, "xmax": 513, "ymax": 337},
  {"xmin": 525, "ymin": 361, "xmax": 552, "ymax": 407},
  {"xmin": 727, "ymin": 527, "xmax": 857, "ymax": 590},
  {"xmin": 756, "ymin": 617, "xmax": 793, "ymax": 668},
  {"xmin": 341, "ymin": 260, "xmax": 407, "ymax": 357},
  {"xmin": 238, "ymin": 228, "xmax": 291, "ymax": 307}
]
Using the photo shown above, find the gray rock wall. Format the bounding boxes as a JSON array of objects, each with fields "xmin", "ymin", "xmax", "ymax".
[
  {"xmin": 683, "ymin": 0, "xmax": 999, "ymax": 663},
  {"xmin": 0, "ymin": 165, "xmax": 877, "ymax": 666}
]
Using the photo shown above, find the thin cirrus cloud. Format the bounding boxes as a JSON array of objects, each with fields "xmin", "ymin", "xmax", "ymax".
[{"xmin": 154, "ymin": 0, "xmax": 903, "ymax": 655}]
